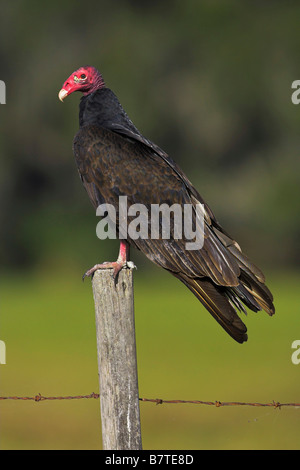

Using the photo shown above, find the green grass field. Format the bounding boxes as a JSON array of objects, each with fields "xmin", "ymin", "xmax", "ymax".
[{"xmin": 1, "ymin": 267, "xmax": 300, "ymax": 450}]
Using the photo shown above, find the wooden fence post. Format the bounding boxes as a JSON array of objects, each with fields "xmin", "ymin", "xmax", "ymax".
[{"xmin": 91, "ymin": 267, "xmax": 142, "ymax": 450}]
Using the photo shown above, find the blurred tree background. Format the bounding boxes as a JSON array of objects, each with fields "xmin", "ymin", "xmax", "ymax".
[
  {"xmin": 0, "ymin": 0, "xmax": 299, "ymax": 273},
  {"xmin": 1, "ymin": 0, "xmax": 300, "ymax": 450}
]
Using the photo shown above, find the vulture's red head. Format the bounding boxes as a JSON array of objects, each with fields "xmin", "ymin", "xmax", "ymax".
[{"xmin": 58, "ymin": 65, "xmax": 105, "ymax": 101}]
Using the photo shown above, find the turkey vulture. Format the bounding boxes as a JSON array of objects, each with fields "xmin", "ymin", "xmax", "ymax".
[{"xmin": 58, "ymin": 65, "xmax": 275, "ymax": 343}]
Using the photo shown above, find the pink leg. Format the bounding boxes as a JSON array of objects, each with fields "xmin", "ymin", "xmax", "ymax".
[{"xmin": 83, "ymin": 240, "xmax": 132, "ymax": 281}]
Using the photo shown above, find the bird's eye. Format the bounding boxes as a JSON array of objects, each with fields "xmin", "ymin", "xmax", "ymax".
[{"xmin": 74, "ymin": 74, "xmax": 87, "ymax": 83}]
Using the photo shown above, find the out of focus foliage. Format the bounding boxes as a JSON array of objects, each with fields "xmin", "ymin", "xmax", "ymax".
[{"xmin": 0, "ymin": 0, "xmax": 299, "ymax": 273}]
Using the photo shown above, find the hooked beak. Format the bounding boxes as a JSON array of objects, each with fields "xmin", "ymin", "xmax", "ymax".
[{"xmin": 58, "ymin": 88, "xmax": 68, "ymax": 102}]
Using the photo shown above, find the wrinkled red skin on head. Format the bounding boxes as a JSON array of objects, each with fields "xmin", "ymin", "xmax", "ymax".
[{"xmin": 60, "ymin": 65, "xmax": 105, "ymax": 97}]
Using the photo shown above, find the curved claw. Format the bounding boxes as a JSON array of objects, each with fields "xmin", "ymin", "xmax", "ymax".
[
  {"xmin": 82, "ymin": 240, "xmax": 133, "ymax": 282},
  {"xmin": 82, "ymin": 261, "xmax": 132, "ymax": 282}
]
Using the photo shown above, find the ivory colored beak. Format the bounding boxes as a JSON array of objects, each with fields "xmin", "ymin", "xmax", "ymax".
[{"xmin": 58, "ymin": 88, "xmax": 68, "ymax": 102}]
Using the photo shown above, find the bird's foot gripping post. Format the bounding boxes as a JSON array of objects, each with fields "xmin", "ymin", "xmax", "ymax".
[
  {"xmin": 91, "ymin": 265, "xmax": 142, "ymax": 450},
  {"xmin": 83, "ymin": 240, "xmax": 136, "ymax": 282}
]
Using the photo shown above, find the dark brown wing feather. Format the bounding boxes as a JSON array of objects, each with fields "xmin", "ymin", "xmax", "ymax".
[{"xmin": 73, "ymin": 124, "xmax": 275, "ymax": 343}]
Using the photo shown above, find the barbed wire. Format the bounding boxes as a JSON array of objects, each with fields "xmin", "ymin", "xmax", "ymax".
[
  {"xmin": 1, "ymin": 393, "xmax": 300, "ymax": 409},
  {"xmin": 0, "ymin": 393, "xmax": 100, "ymax": 402}
]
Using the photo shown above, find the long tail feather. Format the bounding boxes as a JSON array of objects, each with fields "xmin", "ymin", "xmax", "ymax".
[{"xmin": 173, "ymin": 273, "xmax": 248, "ymax": 344}]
